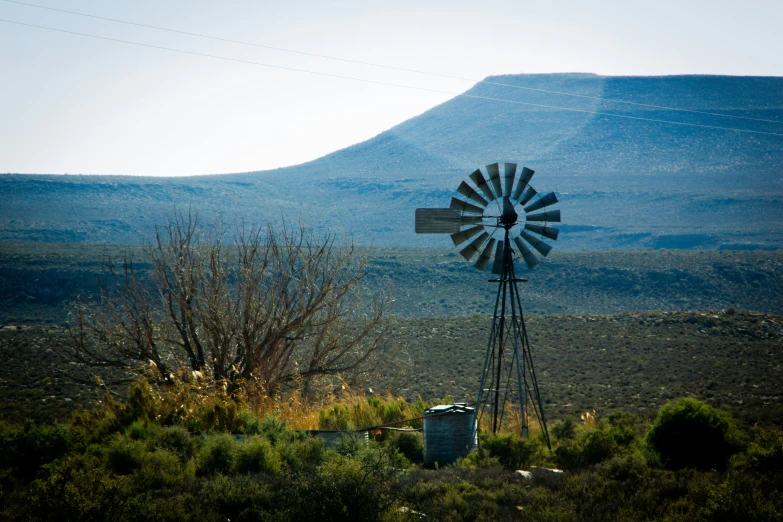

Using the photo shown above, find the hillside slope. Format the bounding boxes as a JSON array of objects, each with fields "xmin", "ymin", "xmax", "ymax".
[
  {"xmin": 2, "ymin": 243, "xmax": 781, "ymax": 324},
  {"xmin": 2, "ymin": 74, "xmax": 782, "ymax": 249}
]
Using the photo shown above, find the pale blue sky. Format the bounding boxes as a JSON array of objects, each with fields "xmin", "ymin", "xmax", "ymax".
[{"xmin": 1, "ymin": 0, "xmax": 781, "ymax": 176}]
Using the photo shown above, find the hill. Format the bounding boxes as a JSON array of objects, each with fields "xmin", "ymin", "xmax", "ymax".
[{"xmin": 2, "ymin": 74, "xmax": 782, "ymax": 250}]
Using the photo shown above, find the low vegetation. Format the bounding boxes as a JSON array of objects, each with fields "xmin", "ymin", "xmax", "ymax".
[
  {"xmin": 1, "ymin": 239, "xmax": 781, "ymax": 518},
  {"xmin": 2, "ymin": 244, "xmax": 782, "ymax": 323},
  {"xmin": 1, "ymin": 383, "xmax": 781, "ymax": 521},
  {"xmin": 2, "ymin": 310, "xmax": 781, "ymax": 428}
]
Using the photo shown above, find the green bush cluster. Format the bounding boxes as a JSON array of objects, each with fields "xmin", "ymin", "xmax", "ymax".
[
  {"xmin": 318, "ymin": 395, "xmax": 430, "ymax": 431},
  {"xmin": 551, "ymin": 411, "xmax": 648, "ymax": 470},
  {"xmin": 647, "ymin": 397, "xmax": 746, "ymax": 470},
  {"xmin": 2, "ymin": 386, "xmax": 782, "ymax": 521},
  {"xmin": 1, "ymin": 419, "xmax": 405, "ymax": 521}
]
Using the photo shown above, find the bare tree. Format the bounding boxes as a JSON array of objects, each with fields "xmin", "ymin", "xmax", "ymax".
[{"xmin": 61, "ymin": 213, "xmax": 388, "ymax": 398}]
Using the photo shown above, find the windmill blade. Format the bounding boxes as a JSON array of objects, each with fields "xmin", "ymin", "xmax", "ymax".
[
  {"xmin": 513, "ymin": 236, "xmax": 539, "ymax": 268},
  {"xmin": 450, "ymin": 197, "xmax": 484, "ymax": 215},
  {"xmin": 414, "ymin": 208, "xmax": 461, "ymax": 233},
  {"xmin": 491, "ymin": 240, "xmax": 505, "ymax": 274},
  {"xmin": 512, "ymin": 167, "xmax": 535, "ymax": 200},
  {"xmin": 459, "ymin": 231, "xmax": 489, "ymax": 261},
  {"xmin": 474, "ymin": 238, "xmax": 497, "ymax": 271},
  {"xmin": 457, "ymin": 181, "xmax": 489, "ymax": 207},
  {"xmin": 524, "ymin": 223, "xmax": 560, "ymax": 240},
  {"xmin": 451, "ymin": 225, "xmax": 484, "ymax": 246},
  {"xmin": 519, "ymin": 186, "xmax": 538, "ymax": 205},
  {"xmin": 503, "ymin": 163, "xmax": 517, "ymax": 197},
  {"xmin": 520, "ymin": 231, "xmax": 553, "ymax": 257},
  {"xmin": 526, "ymin": 209, "xmax": 561, "ymax": 222},
  {"xmin": 524, "ymin": 192, "xmax": 558, "ymax": 213},
  {"xmin": 486, "ymin": 163, "xmax": 503, "ymax": 199},
  {"xmin": 469, "ymin": 169, "xmax": 496, "ymax": 201}
]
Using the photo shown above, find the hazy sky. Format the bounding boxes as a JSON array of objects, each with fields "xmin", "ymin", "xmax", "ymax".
[{"xmin": 1, "ymin": 0, "xmax": 781, "ymax": 176}]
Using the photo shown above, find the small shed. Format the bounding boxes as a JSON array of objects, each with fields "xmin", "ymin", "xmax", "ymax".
[{"xmin": 423, "ymin": 403, "xmax": 477, "ymax": 468}]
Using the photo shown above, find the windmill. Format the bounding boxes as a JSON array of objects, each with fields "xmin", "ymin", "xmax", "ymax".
[{"xmin": 415, "ymin": 162, "xmax": 560, "ymax": 447}]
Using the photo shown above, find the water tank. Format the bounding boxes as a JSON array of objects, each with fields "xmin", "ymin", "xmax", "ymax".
[{"xmin": 423, "ymin": 404, "xmax": 477, "ymax": 467}]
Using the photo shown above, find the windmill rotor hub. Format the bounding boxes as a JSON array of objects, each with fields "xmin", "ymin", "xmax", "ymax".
[{"xmin": 499, "ymin": 197, "xmax": 518, "ymax": 227}]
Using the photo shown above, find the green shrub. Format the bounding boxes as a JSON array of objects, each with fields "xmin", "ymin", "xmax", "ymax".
[
  {"xmin": 237, "ymin": 410, "xmax": 262, "ymax": 435},
  {"xmin": 154, "ymin": 425, "xmax": 196, "ymax": 460},
  {"xmin": 119, "ymin": 380, "xmax": 157, "ymax": 425},
  {"xmin": 478, "ymin": 432, "xmax": 541, "ymax": 470},
  {"xmin": 744, "ymin": 428, "xmax": 783, "ymax": 473},
  {"xmin": 259, "ymin": 414, "xmax": 289, "ymax": 443},
  {"xmin": 551, "ymin": 416, "xmax": 579, "ymax": 441},
  {"xmin": 105, "ymin": 435, "xmax": 146, "ymax": 475},
  {"xmin": 196, "ymin": 473, "xmax": 275, "ymax": 522},
  {"xmin": 189, "ymin": 397, "xmax": 242, "ymax": 433},
  {"xmin": 597, "ymin": 454, "xmax": 650, "ymax": 483},
  {"xmin": 290, "ymin": 451, "xmax": 399, "ymax": 522},
  {"xmin": 279, "ymin": 436, "xmax": 325, "ymax": 472},
  {"xmin": 605, "ymin": 411, "xmax": 642, "ymax": 447},
  {"xmin": 581, "ymin": 429, "xmax": 620, "ymax": 466},
  {"xmin": 197, "ymin": 434, "xmax": 237, "ymax": 475},
  {"xmin": 553, "ymin": 414, "xmax": 639, "ymax": 470},
  {"xmin": 25, "ymin": 453, "xmax": 130, "ymax": 522},
  {"xmin": 135, "ymin": 449, "xmax": 184, "ymax": 489},
  {"xmin": 125, "ymin": 419, "xmax": 153, "ymax": 440},
  {"xmin": 0, "ymin": 421, "xmax": 75, "ymax": 480},
  {"xmin": 318, "ymin": 396, "xmax": 429, "ymax": 432},
  {"xmin": 236, "ymin": 436, "xmax": 282, "ymax": 475},
  {"xmin": 386, "ymin": 431, "xmax": 424, "ymax": 465},
  {"xmin": 647, "ymin": 397, "xmax": 745, "ymax": 470}
]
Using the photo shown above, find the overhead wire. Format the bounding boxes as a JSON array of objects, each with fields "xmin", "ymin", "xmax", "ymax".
[
  {"xmin": 2, "ymin": 17, "xmax": 783, "ymax": 138},
  {"xmin": 4, "ymin": 0, "xmax": 782, "ymax": 126}
]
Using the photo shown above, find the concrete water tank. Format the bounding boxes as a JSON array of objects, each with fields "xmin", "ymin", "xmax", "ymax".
[{"xmin": 423, "ymin": 403, "xmax": 477, "ymax": 467}]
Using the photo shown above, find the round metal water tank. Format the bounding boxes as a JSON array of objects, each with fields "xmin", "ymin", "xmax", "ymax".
[{"xmin": 423, "ymin": 403, "xmax": 477, "ymax": 468}]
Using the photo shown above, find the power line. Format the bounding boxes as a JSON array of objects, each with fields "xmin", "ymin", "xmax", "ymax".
[
  {"xmin": 2, "ymin": 17, "xmax": 782, "ymax": 138},
  {"xmin": 4, "ymin": 0, "xmax": 782, "ymax": 126}
]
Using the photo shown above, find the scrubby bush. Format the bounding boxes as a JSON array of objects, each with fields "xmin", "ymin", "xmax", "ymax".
[
  {"xmin": 278, "ymin": 435, "xmax": 326, "ymax": 472},
  {"xmin": 318, "ymin": 395, "xmax": 430, "ymax": 432},
  {"xmin": 154, "ymin": 425, "xmax": 196, "ymax": 460},
  {"xmin": 105, "ymin": 435, "xmax": 146, "ymax": 475},
  {"xmin": 5, "ymin": 383, "xmax": 783, "ymax": 522},
  {"xmin": 386, "ymin": 431, "xmax": 424, "ymax": 465},
  {"xmin": 292, "ymin": 448, "xmax": 401, "ymax": 522},
  {"xmin": 551, "ymin": 416, "xmax": 578, "ymax": 441},
  {"xmin": 236, "ymin": 436, "xmax": 282, "ymax": 475},
  {"xmin": 0, "ymin": 421, "xmax": 75, "ymax": 481},
  {"xmin": 258, "ymin": 414, "xmax": 289, "ymax": 443},
  {"xmin": 135, "ymin": 449, "xmax": 183, "ymax": 490},
  {"xmin": 552, "ymin": 411, "xmax": 645, "ymax": 470},
  {"xmin": 743, "ymin": 428, "xmax": 783, "ymax": 473},
  {"xmin": 647, "ymin": 397, "xmax": 745, "ymax": 470},
  {"xmin": 476, "ymin": 432, "xmax": 542, "ymax": 470},
  {"xmin": 579, "ymin": 429, "xmax": 620, "ymax": 466},
  {"xmin": 197, "ymin": 434, "xmax": 237, "ymax": 475}
]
